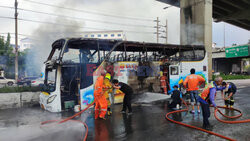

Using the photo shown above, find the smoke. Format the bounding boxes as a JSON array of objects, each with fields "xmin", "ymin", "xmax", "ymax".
[
  {"xmin": 25, "ymin": 1, "xmax": 84, "ymax": 76},
  {"xmin": 53, "ymin": 0, "xmax": 180, "ymax": 43},
  {"xmin": 180, "ymin": 23, "xmax": 204, "ymax": 45},
  {"xmin": 24, "ymin": 0, "xmax": 181, "ymax": 76}
]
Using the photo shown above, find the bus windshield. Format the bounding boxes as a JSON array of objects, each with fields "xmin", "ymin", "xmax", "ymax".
[{"xmin": 44, "ymin": 68, "xmax": 56, "ymax": 92}]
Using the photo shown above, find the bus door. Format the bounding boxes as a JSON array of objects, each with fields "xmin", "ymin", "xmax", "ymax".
[{"xmin": 169, "ymin": 65, "xmax": 179, "ymax": 91}]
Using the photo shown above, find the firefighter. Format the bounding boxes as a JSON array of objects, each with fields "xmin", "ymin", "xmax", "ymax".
[
  {"xmin": 112, "ymin": 79, "xmax": 133, "ymax": 115},
  {"xmin": 198, "ymin": 80, "xmax": 219, "ymax": 130},
  {"xmin": 168, "ymin": 85, "xmax": 182, "ymax": 109},
  {"xmin": 160, "ymin": 71, "xmax": 167, "ymax": 94},
  {"xmin": 183, "ymin": 68, "xmax": 205, "ymax": 114},
  {"xmin": 222, "ymin": 82, "xmax": 237, "ymax": 108},
  {"xmin": 103, "ymin": 73, "xmax": 113, "ymax": 116},
  {"xmin": 94, "ymin": 71, "xmax": 108, "ymax": 120}
]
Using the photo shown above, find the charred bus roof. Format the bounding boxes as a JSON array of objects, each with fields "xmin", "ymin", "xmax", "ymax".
[{"xmin": 51, "ymin": 38, "xmax": 205, "ymax": 52}]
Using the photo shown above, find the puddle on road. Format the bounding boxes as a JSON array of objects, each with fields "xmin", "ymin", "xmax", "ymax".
[
  {"xmin": 0, "ymin": 121, "xmax": 85, "ymax": 141},
  {"xmin": 133, "ymin": 92, "xmax": 170, "ymax": 104}
]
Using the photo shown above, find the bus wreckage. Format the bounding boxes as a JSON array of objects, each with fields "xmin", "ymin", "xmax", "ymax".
[{"xmin": 40, "ymin": 38, "xmax": 207, "ymax": 112}]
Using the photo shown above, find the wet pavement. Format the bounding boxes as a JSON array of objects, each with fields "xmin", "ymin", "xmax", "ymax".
[{"xmin": 1, "ymin": 79, "xmax": 250, "ymax": 141}]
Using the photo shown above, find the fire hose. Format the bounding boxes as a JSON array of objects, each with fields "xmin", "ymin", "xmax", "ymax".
[
  {"xmin": 41, "ymin": 88, "xmax": 110, "ymax": 141},
  {"xmin": 165, "ymin": 99, "xmax": 250, "ymax": 141},
  {"xmin": 41, "ymin": 103, "xmax": 94, "ymax": 141}
]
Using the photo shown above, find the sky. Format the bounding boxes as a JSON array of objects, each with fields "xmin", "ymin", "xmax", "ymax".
[{"xmin": 0, "ymin": 0, "xmax": 249, "ymax": 47}]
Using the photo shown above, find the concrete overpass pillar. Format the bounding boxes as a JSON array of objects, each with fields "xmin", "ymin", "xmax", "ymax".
[{"xmin": 180, "ymin": 0, "xmax": 213, "ymax": 80}]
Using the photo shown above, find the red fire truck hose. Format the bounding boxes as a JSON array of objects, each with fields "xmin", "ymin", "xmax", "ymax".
[
  {"xmin": 165, "ymin": 99, "xmax": 250, "ymax": 141},
  {"xmin": 41, "ymin": 103, "xmax": 94, "ymax": 141},
  {"xmin": 215, "ymin": 106, "xmax": 250, "ymax": 124}
]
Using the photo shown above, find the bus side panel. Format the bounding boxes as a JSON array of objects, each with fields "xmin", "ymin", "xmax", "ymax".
[
  {"xmin": 80, "ymin": 85, "xmax": 94, "ymax": 110},
  {"xmin": 113, "ymin": 61, "xmax": 161, "ymax": 95},
  {"xmin": 80, "ymin": 61, "xmax": 107, "ymax": 109},
  {"xmin": 169, "ymin": 54, "xmax": 208, "ymax": 93},
  {"xmin": 113, "ymin": 62, "xmax": 138, "ymax": 103}
]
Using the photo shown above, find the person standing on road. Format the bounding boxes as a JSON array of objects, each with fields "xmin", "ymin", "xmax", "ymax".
[
  {"xmin": 198, "ymin": 77, "xmax": 222, "ymax": 130},
  {"xmin": 94, "ymin": 71, "xmax": 108, "ymax": 120},
  {"xmin": 103, "ymin": 73, "xmax": 113, "ymax": 116},
  {"xmin": 160, "ymin": 71, "xmax": 168, "ymax": 94},
  {"xmin": 222, "ymin": 82, "xmax": 237, "ymax": 108},
  {"xmin": 183, "ymin": 68, "xmax": 205, "ymax": 114},
  {"xmin": 112, "ymin": 79, "xmax": 133, "ymax": 115}
]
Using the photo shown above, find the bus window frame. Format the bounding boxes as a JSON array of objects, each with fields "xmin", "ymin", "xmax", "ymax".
[
  {"xmin": 170, "ymin": 66, "xmax": 179, "ymax": 75},
  {"xmin": 44, "ymin": 67, "xmax": 57, "ymax": 93}
]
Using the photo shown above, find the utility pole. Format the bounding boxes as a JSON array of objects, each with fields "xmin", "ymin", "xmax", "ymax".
[
  {"xmin": 156, "ymin": 17, "xmax": 159, "ymax": 43},
  {"xmin": 165, "ymin": 19, "xmax": 168, "ymax": 44},
  {"xmin": 15, "ymin": 0, "xmax": 18, "ymax": 82}
]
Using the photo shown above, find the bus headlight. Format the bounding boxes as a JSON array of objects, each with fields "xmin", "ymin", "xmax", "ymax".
[{"xmin": 47, "ymin": 95, "xmax": 57, "ymax": 104}]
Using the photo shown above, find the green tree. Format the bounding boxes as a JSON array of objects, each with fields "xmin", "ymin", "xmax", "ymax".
[
  {"xmin": 0, "ymin": 36, "xmax": 5, "ymax": 55},
  {"xmin": 1, "ymin": 33, "xmax": 15, "ymax": 78},
  {"xmin": 5, "ymin": 33, "xmax": 14, "ymax": 56}
]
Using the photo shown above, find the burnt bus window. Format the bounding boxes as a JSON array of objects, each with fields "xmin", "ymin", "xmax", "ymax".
[
  {"xmin": 170, "ymin": 66, "xmax": 179, "ymax": 75},
  {"xmin": 89, "ymin": 50, "xmax": 99, "ymax": 63},
  {"xmin": 179, "ymin": 49, "xmax": 205, "ymax": 61},
  {"xmin": 44, "ymin": 69, "xmax": 56, "ymax": 92},
  {"xmin": 195, "ymin": 50, "xmax": 205, "ymax": 60},
  {"xmin": 51, "ymin": 48, "xmax": 61, "ymax": 60},
  {"xmin": 63, "ymin": 48, "xmax": 81, "ymax": 63}
]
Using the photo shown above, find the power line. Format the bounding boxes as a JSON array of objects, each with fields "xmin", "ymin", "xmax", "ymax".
[
  {"xmin": 18, "ymin": 8, "xmax": 155, "ymax": 28},
  {"xmin": 22, "ymin": 0, "xmax": 154, "ymax": 22},
  {"xmin": 0, "ymin": 5, "xmax": 155, "ymax": 28},
  {"xmin": 0, "ymin": 16, "xmax": 155, "ymax": 34},
  {"xmin": 0, "ymin": 32, "xmax": 32, "ymax": 37},
  {"xmin": 0, "ymin": 15, "xmax": 14, "ymax": 20}
]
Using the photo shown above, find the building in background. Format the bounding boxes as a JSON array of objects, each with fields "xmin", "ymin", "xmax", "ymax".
[
  {"xmin": 82, "ymin": 30, "xmax": 126, "ymax": 40},
  {"xmin": 19, "ymin": 38, "xmax": 34, "ymax": 51}
]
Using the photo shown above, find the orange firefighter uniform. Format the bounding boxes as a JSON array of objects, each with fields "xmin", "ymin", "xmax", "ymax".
[
  {"xmin": 103, "ymin": 73, "xmax": 113, "ymax": 115},
  {"xmin": 94, "ymin": 75, "xmax": 108, "ymax": 119},
  {"xmin": 183, "ymin": 74, "xmax": 205, "ymax": 91},
  {"xmin": 160, "ymin": 71, "xmax": 168, "ymax": 94}
]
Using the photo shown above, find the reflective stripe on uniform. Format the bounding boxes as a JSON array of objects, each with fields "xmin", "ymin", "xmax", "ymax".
[{"xmin": 199, "ymin": 82, "xmax": 215, "ymax": 100}]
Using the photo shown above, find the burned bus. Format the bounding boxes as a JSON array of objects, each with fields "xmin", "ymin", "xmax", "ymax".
[{"xmin": 40, "ymin": 38, "xmax": 207, "ymax": 112}]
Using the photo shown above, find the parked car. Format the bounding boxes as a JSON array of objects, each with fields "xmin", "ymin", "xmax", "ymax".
[
  {"xmin": 17, "ymin": 76, "xmax": 39, "ymax": 86},
  {"xmin": 0, "ymin": 76, "xmax": 15, "ymax": 86},
  {"xmin": 31, "ymin": 78, "xmax": 44, "ymax": 87}
]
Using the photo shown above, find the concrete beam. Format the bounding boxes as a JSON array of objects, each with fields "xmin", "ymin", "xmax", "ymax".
[
  {"xmin": 227, "ymin": 20, "xmax": 250, "ymax": 30},
  {"xmin": 219, "ymin": 0, "xmax": 243, "ymax": 9},
  {"xmin": 216, "ymin": 9, "xmax": 250, "ymax": 21},
  {"xmin": 180, "ymin": 0, "xmax": 213, "ymax": 80},
  {"xmin": 213, "ymin": 4, "xmax": 231, "ymax": 13},
  {"xmin": 242, "ymin": 0, "xmax": 250, "ymax": 5}
]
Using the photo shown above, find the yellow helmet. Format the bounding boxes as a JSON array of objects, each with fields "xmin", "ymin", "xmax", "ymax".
[
  {"xmin": 160, "ymin": 71, "xmax": 163, "ymax": 76},
  {"xmin": 105, "ymin": 73, "xmax": 111, "ymax": 80}
]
